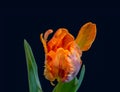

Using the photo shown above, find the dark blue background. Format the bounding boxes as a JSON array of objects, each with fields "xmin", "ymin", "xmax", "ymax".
[{"xmin": 2, "ymin": 8, "xmax": 120, "ymax": 92}]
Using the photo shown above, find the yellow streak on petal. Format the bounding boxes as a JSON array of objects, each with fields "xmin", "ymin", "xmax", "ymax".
[{"xmin": 75, "ymin": 22, "xmax": 97, "ymax": 51}]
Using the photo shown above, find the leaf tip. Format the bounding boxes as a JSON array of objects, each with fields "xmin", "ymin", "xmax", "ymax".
[{"xmin": 24, "ymin": 39, "xmax": 27, "ymax": 44}]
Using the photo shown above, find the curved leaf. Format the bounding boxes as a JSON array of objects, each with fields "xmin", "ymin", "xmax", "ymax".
[
  {"xmin": 75, "ymin": 64, "xmax": 85, "ymax": 91},
  {"xmin": 24, "ymin": 39, "xmax": 43, "ymax": 92},
  {"xmin": 52, "ymin": 78, "xmax": 78, "ymax": 92}
]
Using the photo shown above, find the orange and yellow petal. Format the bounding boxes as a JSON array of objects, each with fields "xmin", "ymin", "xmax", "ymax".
[
  {"xmin": 47, "ymin": 28, "xmax": 74, "ymax": 52},
  {"xmin": 75, "ymin": 22, "xmax": 96, "ymax": 51}
]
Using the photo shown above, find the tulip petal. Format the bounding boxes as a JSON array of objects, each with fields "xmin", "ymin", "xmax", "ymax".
[
  {"xmin": 47, "ymin": 28, "xmax": 74, "ymax": 52},
  {"xmin": 40, "ymin": 33, "xmax": 47, "ymax": 53},
  {"xmin": 75, "ymin": 22, "xmax": 97, "ymax": 51},
  {"xmin": 52, "ymin": 64, "xmax": 85, "ymax": 92},
  {"xmin": 47, "ymin": 28, "xmax": 68, "ymax": 51},
  {"xmin": 44, "ymin": 29, "xmax": 53, "ymax": 41},
  {"xmin": 55, "ymin": 48, "xmax": 72, "ymax": 82}
]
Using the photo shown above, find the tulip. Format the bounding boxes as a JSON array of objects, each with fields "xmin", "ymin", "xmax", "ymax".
[{"xmin": 40, "ymin": 22, "xmax": 96, "ymax": 84}]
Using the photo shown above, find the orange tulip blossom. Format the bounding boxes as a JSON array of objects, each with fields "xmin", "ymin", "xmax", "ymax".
[{"xmin": 40, "ymin": 22, "xmax": 96, "ymax": 84}]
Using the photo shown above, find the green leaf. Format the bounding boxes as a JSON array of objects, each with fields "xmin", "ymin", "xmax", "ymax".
[
  {"xmin": 52, "ymin": 65, "xmax": 85, "ymax": 92},
  {"xmin": 52, "ymin": 78, "xmax": 78, "ymax": 92},
  {"xmin": 75, "ymin": 64, "xmax": 85, "ymax": 92},
  {"xmin": 24, "ymin": 39, "xmax": 43, "ymax": 92}
]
